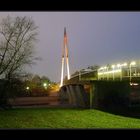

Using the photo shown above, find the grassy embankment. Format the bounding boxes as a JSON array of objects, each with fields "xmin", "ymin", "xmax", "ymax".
[{"xmin": 0, "ymin": 108, "xmax": 140, "ymax": 128}]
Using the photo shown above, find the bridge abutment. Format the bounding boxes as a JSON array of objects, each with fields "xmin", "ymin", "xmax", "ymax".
[
  {"xmin": 90, "ymin": 81, "xmax": 130, "ymax": 110},
  {"xmin": 59, "ymin": 84, "xmax": 88, "ymax": 108},
  {"xmin": 59, "ymin": 81, "xmax": 130, "ymax": 109}
]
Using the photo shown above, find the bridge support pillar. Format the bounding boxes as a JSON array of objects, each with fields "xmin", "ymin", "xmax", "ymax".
[
  {"xmin": 89, "ymin": 84, "xmax": 95, "ymax": 109},
  {"xmin": 67, "ymin": 85, "xmax": 76, "ymax": 106},
  {"xmin": 75, "ymin": 85, "xmax": 88, "ymax": 108},
  {"xmin": 59, "ymin": 84, "xmax": 89, "ymax": 108}
]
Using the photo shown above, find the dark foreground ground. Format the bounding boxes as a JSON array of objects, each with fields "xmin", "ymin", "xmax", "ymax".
[{"xmin": 3, "ymin": 89, "xmax": 140, "ymax": 128}]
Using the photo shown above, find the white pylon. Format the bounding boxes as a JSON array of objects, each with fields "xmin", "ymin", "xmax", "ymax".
[
  {"xmin": 60, "ymin": 27, "xmax": 70, "ymax": 87},
  {"xmin": 60, "ymin": 57, "xmax": 64, "ymax": 87}
]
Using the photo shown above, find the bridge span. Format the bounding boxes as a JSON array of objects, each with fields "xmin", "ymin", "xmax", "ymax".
[{"xmin": 59, "ymin": 60, "xmax": 140, "ymax": 109}]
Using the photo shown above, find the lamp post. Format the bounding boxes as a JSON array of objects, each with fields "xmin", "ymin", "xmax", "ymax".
[
  {"xmin": 26, "ymin": 86, "xmax": 30, "ymax": 96},
  {"xmin": 97, "ymin": 69, "xmax": 100, "ymax": 80},
  {"xmin": 106, "ymin": 66, "xmax": 109, "ymax": 80},
  {"xmin": 79, "ymin": 71, "xmax": 81, "ymax": 81},
  {"xmin": 111, "ymin": 65, "xmax": 115, "ymax": 80},
  {"xmin": 104, "ymin": 66, "xmax": 108, "ymax": 80},
  {"xmin": 121, "ymin": 63, "xmax": 127, "ymax": 80},
  {"xmin": 102, "ymin": 66, "xmax": 107, "ymax": 80},
  {"xmin": 98, "ymin": 66, "xmax": 109, "ymax": 80},
  {"xmin": 97, "ymin": 67, "xmax": 103, "ymax": 80},
  {"xmin": 43, "ymin": 83, "xmax": 47, "ymax": 89},
  {"xmin": 116, "ymin": 63, "xmax": 127, "ymax": 81},
  {"xmin": 129, "ymin": 61, "xmax": 136, "ymax": 81},
  {"xmin": 117, "ymin": 64, "xmax": 121, "ymax": 80}
]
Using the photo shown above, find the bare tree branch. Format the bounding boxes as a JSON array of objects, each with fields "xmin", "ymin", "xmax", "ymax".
[{"xmin": 0, "ymin": 16, "xmax": 39, "ymax": 79}]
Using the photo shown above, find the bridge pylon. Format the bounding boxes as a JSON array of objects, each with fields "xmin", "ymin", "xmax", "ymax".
[{"xmin": 60, "ymin": 27, "xmax": 70, "ymax": 87}]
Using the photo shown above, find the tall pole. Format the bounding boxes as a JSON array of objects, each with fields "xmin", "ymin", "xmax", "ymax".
[
  {"xmin": 65, "ymin": 45, "xmax": 70, "ymax": 80},
  {"xmin": 60, "ymin": 42, "xmax": 65, "ymax": 87},
  {"xmin": 79, "ymin": 71, "xmax": 81, "ymax": 81},
  {"xmin": 66, "ymin": 56, "xmax": 70, "ymax": 80},
  {"xmin": 60, "ymin": 27, "xmax": 71, "ymax": 87},
  {"xmin": 60, "ymin": 57, "xmax": 64, "ymax": 87},
  {"xmin": 64, "ymin": 27, "xmax": 70, "ymax": 80},
  {"xmin": 129, "ymin": 61, "xmax": 136, "ymax": 82},
  {"xmin": 106, "ymin": 67, "xmax": 108, "ymax": 80},
  {"xmin": 112, "ymin": 65, "xmax": 115, "ymax": 80},
  {"xmin": 130, "ymin": 65, "xmax": 131, "ymax": 82},
  {"xmin": 120, "ymin": 68, "xmax": 122, "ymax": 81}
]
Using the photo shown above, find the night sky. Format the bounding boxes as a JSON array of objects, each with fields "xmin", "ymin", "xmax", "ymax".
[{"xmin": 0, "ymin": 12, "xmax": 140, "ymax": 82}]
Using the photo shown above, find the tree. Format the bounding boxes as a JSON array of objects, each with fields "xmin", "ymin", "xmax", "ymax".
[
  {"xmin": 0, "ymin": 16, "xmax": 38, "ymax": 79},
  {"xmin": 87, "ymin": 65, "xmax": 100, "ymax": 70},
  {"xmin": 32, "ymin": 74, "xmax": 41, "ymax": 85},
  {"xmin": 0, "ymin": 16, "xmax": 39, "ymax": 108},
  {"xmin": 23, "ymin": 72, "xmax": 34, "ymax": 81},
  {"xmin": 41, "ymin": 76, "xmax": 50, "ymax": 83}
]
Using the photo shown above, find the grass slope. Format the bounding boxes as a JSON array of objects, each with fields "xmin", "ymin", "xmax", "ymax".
[{"xmin": 0, "ymin": 108, "xmax": 140, "ymax": 128}]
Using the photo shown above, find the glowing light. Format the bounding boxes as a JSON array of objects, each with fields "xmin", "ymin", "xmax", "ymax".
[
  {"xmin": 98, "ymin": 69, "xmax": 121, "ymax": 75},
  {"xmin": 130, "ymin": 61, "xmax": 136, "ymax": 66},
  {"xmin": 111, "ymin": 65, "xmax": 115, "ymax": 68},
  {"xmin": 66, "ymin": 55, "xmax": 70, "ymax": 80},
  {"xmin": 134, "ymin": 83, "xmax": 139, "ymax": 86},
  {"xmin": 117, "ymin": 63, "xmax": 127, "ymax": 69},
  {"xmin": 98, "ymin": 66, "xmax": 107, "ymax": 70},
  {"xmin": 123, "ymin": 63, "xmax": 127, "ymax": 66},
  {"xmin": 60, "ymin": 28, "xmax": 71, "ymax": 87},
  {"xmin": 98, "ymin": 67, "xmax": 103, "ymax": 70},
  {"xmin": 26, "ymin": 86, "xmax": 29, "ymax": 90},
  {"xmin": 117, "ymin": 64, "xmax": 120, "ymax": 67},
  {"xmin": 130, "ymin": 82, "xmax": 139, "ymax": 86},
  {"xmin": 60, "ymin": 57, "xmax": 64, "ymax": 87},
  {"xmin": 43, "ymin": 83, "xmax": 47, "ymax": 87}
]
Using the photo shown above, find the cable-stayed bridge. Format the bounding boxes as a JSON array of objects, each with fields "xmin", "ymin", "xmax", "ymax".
[{"xmin": 59, "ymin": 28, "xmax": 140, "ymax": 109}]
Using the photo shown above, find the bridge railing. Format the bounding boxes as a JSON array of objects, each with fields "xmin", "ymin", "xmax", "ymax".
[
  {"xmin": 68, "ymin": 62, "xmax": 140, "ymax": 83},
  {"xmin": 70, "ymin": 69, "xmax": 98, "ymax": 80}
]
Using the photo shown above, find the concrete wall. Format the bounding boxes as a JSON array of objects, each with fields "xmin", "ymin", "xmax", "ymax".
[
  {"xmin": 91, "ymin": 81, "xmax": 130, "ymax": 110},
  {"xmin": 59, "ymin": 84, "xmax": 89, "ymax": 108},
  {"xmin": 59, "ymin": 81, "xmax": 130, "ymax": 109}
]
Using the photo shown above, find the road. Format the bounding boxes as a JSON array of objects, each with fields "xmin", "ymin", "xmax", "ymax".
[{"xmin": 9, "ymin": 91, "xmax": 60, "ymax": 106}]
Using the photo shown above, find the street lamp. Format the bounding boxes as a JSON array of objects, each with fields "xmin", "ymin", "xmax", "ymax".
[
  {"xmin": 79, "ymin": 71, "xmax": 81, "ymax": 81},
  {"xmin": 130, "ymin": 61, "xmax": 136, "ymax": 81},
  {"xmin": 117, "ymin": 63, "xmax": 127, "ymax": 81},
  {"xmin": 26, "ymin": 86, "xmax": 30, "ymax": 96},
  {"xmin": 98, "ymin": 66, "xmax": 107, "ymax": 80},
  {"xmin": 106, "ymin": 66, "xmax": 109, "ymax": 80},
  {"xmin": 43, "ymin": 83, "xmax": 47, "ymax": 89},
  {"xmin": 98, "ymin": 67, "xmax": 103, "ymax": 80},
  {"xmin": 117, "ymin": 64, "xmax": 122, "ymax": 81},
  {"xmin": 122, "ymin": 63, "xmax": 127, "ymax": 67},
  {"xmin": 26, "ymin": 86, "xmax": 30, "ymax": 90},
  {"xmin": 103, "ymin": 66, "xmax": 108, "ymax": 80},
  {"xmin": 121, "ymin": 63, "xmax": 127, "ymax": 80},
  {"xmin": 111, "ymin": 65, "xmax": 115, "ymax": 80}
]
